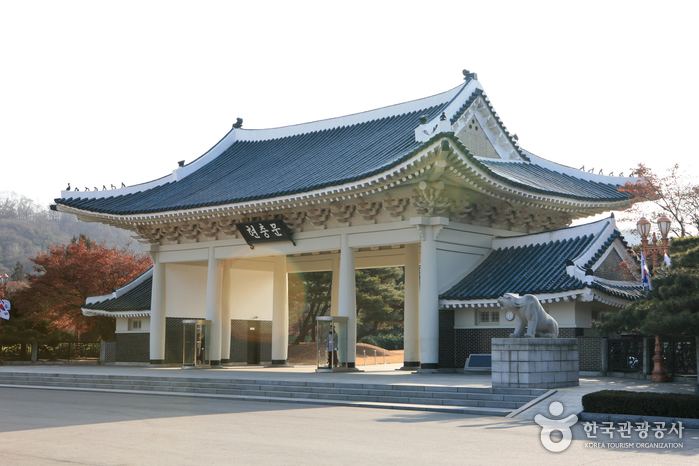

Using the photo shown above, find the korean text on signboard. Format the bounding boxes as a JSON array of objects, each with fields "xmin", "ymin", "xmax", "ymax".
[{"xmin": 236, "ymin": 220, "xmax": 295, "ymax": 248}]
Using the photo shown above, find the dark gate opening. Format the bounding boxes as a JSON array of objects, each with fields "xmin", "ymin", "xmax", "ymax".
[{"xmin": 246, "ymin": 323, "xmax": 261, "ymax": 364}]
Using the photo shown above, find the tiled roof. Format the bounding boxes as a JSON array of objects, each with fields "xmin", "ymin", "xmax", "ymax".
[
  {"xmin": 57, "ymin": 103, "xmax": 447, "ymax": 215},
  {"xmin": 590, "ymin": 280, "xmax": 645, "ymax": 301},
  {"xmin": 55, "ymin": 79, "xmax": 631, "ymax": 216},
  {"xmin": 441, "ymin": 235, "xmax": 593, "ymax": 300},
  {"xmin": 478, "ymin": 160, "xmax": 629, "ymax": 202},
  {"xmin": 440, "ymin": 218, "xmax": 642, "ymax": 303},
  {"xmin": 83, "ymin": 275, "xmax": 152, "ymax": 312}
]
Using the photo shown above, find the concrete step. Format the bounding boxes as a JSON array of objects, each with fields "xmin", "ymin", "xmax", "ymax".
[
  {"xmin": 0, "ymin": 372, "xmax": 490, "ymax": 390},
  {"xmin": 0, "ymin": 372, "xmax": 540, "ymax": 415},
  {"xmin": 0, "ymin": 378, "xmax": 527, "ymax": 408},
  {"xmin": 0, "ymin": 382, "xmax": 514, "ymax": 416},
  {"xmin": 0, "ymin": 376, "xmax": 535, "ymax": 402}
]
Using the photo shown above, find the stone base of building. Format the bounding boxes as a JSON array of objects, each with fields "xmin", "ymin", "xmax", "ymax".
[{"xmin": 491, "ymin": 338, "xmax": 579, "ymax": 389}]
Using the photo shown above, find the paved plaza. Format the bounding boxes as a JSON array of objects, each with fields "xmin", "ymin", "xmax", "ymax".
[
  {"xmin": 0, "ymin": 365, "xmax": 697, "ymax": 465},
  {"xmin": 0, "ymin": 387, "xmax": 697, "ymax": 465}
]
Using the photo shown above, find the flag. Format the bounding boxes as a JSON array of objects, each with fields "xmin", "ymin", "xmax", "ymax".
[
  {"xmin": 640, "ymin": 252, "xmax": 652, "ymax": 291},
  {"xmin": 664, "ymin": 253, "xmax": 672, "ymax": 268},
  {"xmin": 0, "ymin": 299, "xmax": 10, "ymax": 320}
]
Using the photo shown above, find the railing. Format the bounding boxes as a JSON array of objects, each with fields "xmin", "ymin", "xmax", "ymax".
[
  {"xmin": 607, "ymin": 337, "xmax": 644, "ymax": 372},
  {"xmin": 663, "ymin": 338, "xmax": 697, "ymax": 376},
  {"xmin": 0, "ymin": 342, "xmax": 101, "ymax": 361},
  {"xmin": 358, "ymin": 348, "xmax": 387, "ymax": 367},
  {"xmin": 607, "ymin": 336, "xmax": 697, "ymax": 376}
]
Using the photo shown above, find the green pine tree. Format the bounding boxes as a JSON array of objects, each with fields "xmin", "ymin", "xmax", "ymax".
[{"xmin": 598, "ymin": 236, "xmax": 699, "ymax": 387}]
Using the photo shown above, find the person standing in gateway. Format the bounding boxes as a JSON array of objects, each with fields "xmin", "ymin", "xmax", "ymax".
[{"xmin": 327, "ymin": 326, "xmax": 337, "ymax": 368}]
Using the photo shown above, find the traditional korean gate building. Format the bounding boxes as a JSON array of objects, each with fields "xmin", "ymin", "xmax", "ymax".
[{"xmin": 57, "ymin": 72, "xmax": 644, "ymax": 370}]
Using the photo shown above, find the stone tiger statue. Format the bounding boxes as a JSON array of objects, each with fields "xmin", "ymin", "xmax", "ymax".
[{"xmin": 497, "ymin": 293, "xmax": 559, "ymax": 338}]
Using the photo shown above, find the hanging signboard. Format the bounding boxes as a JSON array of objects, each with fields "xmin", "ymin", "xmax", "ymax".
[{"xmin": 236, "ymin": 220, "xmax": 295, "ymax": 249}]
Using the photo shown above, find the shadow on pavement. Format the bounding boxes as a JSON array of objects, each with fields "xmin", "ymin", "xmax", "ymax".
[{"xmin": 0, "ymin": 386, "xmax": 322, "ymax": 433}]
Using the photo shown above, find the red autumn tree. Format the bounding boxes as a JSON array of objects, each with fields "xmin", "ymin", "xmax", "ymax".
[{"xmin": 10, "ymin": 235, "xmax": 151, "ymax": 340}]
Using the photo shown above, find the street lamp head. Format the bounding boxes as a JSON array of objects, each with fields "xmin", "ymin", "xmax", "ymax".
[
  {"xmin": 657, "ymin": 215, "xmax": 672, "ymax": 238},
  {"xmin": 637, "ymin": 217, "xmax": 652, "ymax": 238}
]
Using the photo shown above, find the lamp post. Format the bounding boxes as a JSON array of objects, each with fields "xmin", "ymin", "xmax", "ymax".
[{"xmin": 636, "ymin": 215, "xmax": 672, "ymax": 383}]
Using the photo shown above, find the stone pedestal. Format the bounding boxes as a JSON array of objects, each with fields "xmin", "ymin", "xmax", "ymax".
[{"xmin": 491, "ymin": 338, "xmax": 579, "ymax": 389}]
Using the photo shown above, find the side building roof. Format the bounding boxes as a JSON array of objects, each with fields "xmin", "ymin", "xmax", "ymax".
[
  {"xmin": 440, "ymin": 216, "xmax": 645, "ymax": 309},
  {"xmin": 82, "ymin": 269, "xmax": 152, "ymax": 318}
]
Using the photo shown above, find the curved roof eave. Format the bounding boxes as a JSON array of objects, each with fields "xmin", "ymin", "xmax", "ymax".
[
  {"xmin": 54, "ymin": 135, "xmax": 633, "ymax": 223},
  {"xmin": 56, "ymin": 82, "xmax": 470, "ymax": 203}
]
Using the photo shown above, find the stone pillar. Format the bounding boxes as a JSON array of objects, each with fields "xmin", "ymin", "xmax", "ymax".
[
  {"xmin": 205, "ymin": 248, "xmax": 223, "ymax": 366},
  {"xmin": 642, "ymin": 336, "xmax": 651, "ymax": 376},
  {"xmin": 418, "ymin": 225, "xmax": 439, "ymax": 369},
  {"xmin": 338, "ymin": 234, "xmax": 356, "ymax": 367},
  {"xmin": 31, "ymin": 341, "xmax": 38, "ymax": 362},
  {"xmin": 601, "ymin": 337, "xmax": 609, "ymax": 376},
  {"xmin": 149, "ymin": 255, "xmax": 166, "ymax": 364},
  {"xmin": 403, "ymin": 243, "xmax": 420, "ymax": 368},
  {"xmin": 492, "ymin": 338, "xmax": 579, "ymax": 388},
  {"xmin": 220, "ymin": 263, "xmax": 231, "ymax": 363},
  {"xmin": 271, "ymin": 255, "xmax": 289, "ymax": 365}
]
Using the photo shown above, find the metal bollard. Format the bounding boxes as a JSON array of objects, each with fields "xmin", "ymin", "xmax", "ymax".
[
  {"xmin": 374, "ymin": 349, "xmax": 377, "ymax": 366},
  {"xmin": 363, "ymin": 349, "xmax": 366, "ymax": 366}
]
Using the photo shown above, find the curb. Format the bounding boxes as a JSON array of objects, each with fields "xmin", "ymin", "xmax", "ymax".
[{"xmin": 505, "ymin": 389, "xmax": 556, "ymax": 418}]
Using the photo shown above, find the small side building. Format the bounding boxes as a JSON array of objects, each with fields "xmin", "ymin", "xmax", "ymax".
[
  {"xmin": 82, "ymin": 271, "xmax": 152, "ymax": 363},
  {"xmin": 439, "ymin": 216, "xmax": 644, "ymax": 372}
]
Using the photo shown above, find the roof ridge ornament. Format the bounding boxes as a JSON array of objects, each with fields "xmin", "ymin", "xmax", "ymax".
[
  {"xmin": 462, "ymin": 69, "xmax": 478, "ymax": 80},
  {"xmin": 232, "ymin": 117, "xmax": 243, "ymax": 129}
]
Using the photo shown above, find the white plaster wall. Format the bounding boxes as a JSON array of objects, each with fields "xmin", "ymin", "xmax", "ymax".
[
  {"xmin": 437, "ymin": 249, "xmax": 485, "ymax": 293},
  {"xmin": 545, "ymin": 301, "xmax": 577, "ymax": 328},
  {"xmin": 436, "ymin": 227, "xmax": 493, "ymax": 293},
  {"xmin": 164, "ymin": 263, "xmax": 208, "ymax": 318},
  {"xmin": 454, "ymin": 301, "xmax": 578, "ymax": 329},
  {"xmin": 228, "ymin": 268, "xmax": 273, "ymax": 321},
  {"xmin": 115, "ymin": 317, "xmax": 151, "ymax": 334},
  {"xmin": 574, "ymin": 301, "xmax": 593, "ymax": 328}
]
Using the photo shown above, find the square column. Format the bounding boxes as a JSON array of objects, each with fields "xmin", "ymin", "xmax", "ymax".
[
  {"xmin": 271, "ymin": 255, "xmax": 289, "ymax": 365},
  {"xmin": 148, "ymin": 254, "xmax": 166, "ymax": 364},
  {"xmin": 330, "ymin": 256, "xmax": 339, "ymax": 316},
  {"xmin": 338, "ymin": 234, "xmax": 357, "ymax": 368},
  {"xmin": 412, "ymin": 217, "xmax": 448, "ymax": 370},
  {"xmin": 205, "ymin": 248, "xmax": 223, "ymax": 366},
  {"xmin": 220, "ymin": 263, "xmax": 232, "ymax": 364},
  {"xmin": 402, "ymin": 243, "xmax": 420, "ymax": 368}
]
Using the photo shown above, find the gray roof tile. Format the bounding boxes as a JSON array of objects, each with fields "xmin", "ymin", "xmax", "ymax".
[
  {"xmin": 55, "ymin": 82, "xmax": 630, "ymax": 216},
  {"xmin": 441, "ymin": 235, "xmax": 593, "ymax": 300},
  {"xmin": 83, "ymin": 275, "xmax": 152, "ymax": 312}
]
